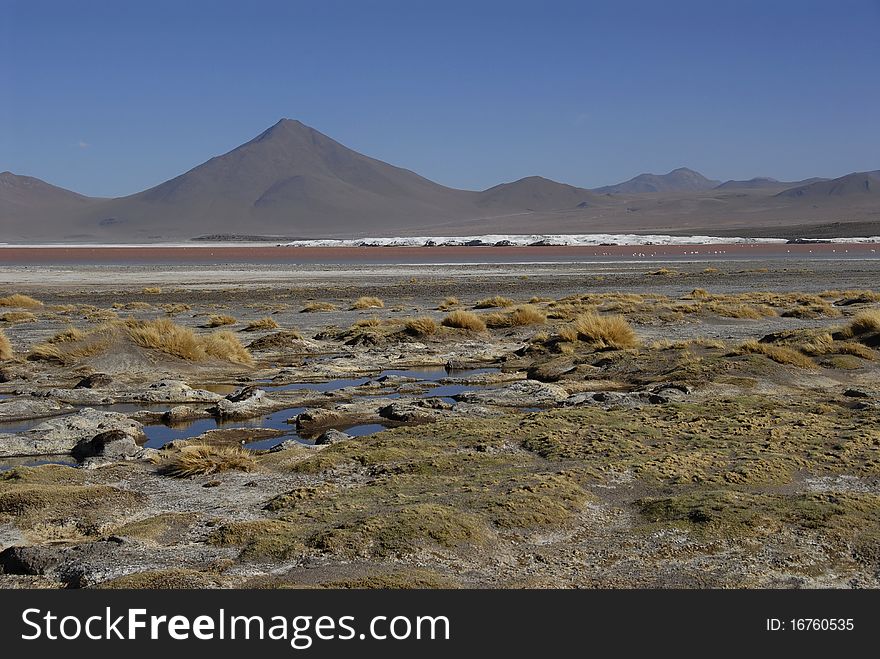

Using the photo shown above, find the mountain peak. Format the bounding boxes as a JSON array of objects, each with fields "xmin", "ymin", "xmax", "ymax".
[{"xmin": 593, "ymin": 167, "xmax": 718, "ymax": 194}]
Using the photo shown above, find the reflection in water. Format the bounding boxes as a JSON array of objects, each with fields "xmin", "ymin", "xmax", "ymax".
[
  {"xmin": 0, "ymin": 455, "xmax": 77, "ymax": 472},
  {"xmin": 143, "ymin": 406, "xmax": 306, "ymax": 448},
  {"xmin": 344, "ymin": 423, "xmax": 388, "ymax": 437},
  {"xmin": 0, "ymin": 366, "xmax": 501, "ymax": 462}
]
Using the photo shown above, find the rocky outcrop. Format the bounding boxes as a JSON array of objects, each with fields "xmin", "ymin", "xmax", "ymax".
[
  {"xmin": 75, "ymin": 373, "xmax": 113, "ymax": 389},
  {"xmin": 526, "ymin": 359, "xmax": 577, "ymax": 382},
  {"xmin": 209, "ymin": 387, "xmax": 280, "ymax": 420},
  {"xmin": 141, "ymin": 380, "xmax": 222, "ymax": 403},
  {"xmin": 72, "ymin": 429, "xmax": 141, "ymax": 463},
  {"xmin": 378, "ymin": 398, "xmax": 452, "ymax": 423},
  {"xmin": 454, "ymin": 380, "xmax": 569, "ymax": 407},
  {"xmin": 0, "ymin": 397, "xmax": 72, "ymax": 422},
  {"xmin": 0, "ymin": 408, "xmax": 144, "ymax": 457},
  {"xmin": 315, "ymin": 429, "xmax": 353, "ymax": 445}
]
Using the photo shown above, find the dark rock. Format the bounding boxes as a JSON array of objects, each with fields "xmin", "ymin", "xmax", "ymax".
[
  {"xmin": 445, "ymin": 359, "xmax": 471, "ymax": 371},
  {"xmin": 379, "ymin": 402, "xmax": 437, "ymax": 423},
  {"xmin": 71, "ymin": 429, "xmax": 140, "ymax": 462},
  {"xmin": 226, "ymin": 386, "xmax": 260, "ymax": 403},
  {"xmin": 75, "ymin": 373, "xmax": 113, "ymax": 389},
  {"xmin": 527, "ymin": 359, "xmax": 576, "ymax": 382},
  {"xmin": 418, "ymin": 397, "xmax": 454, "ymax": 410},
  {"xmin": 0, "ymin": 545, "xmax": 62, "ymax": 575},
  {"xmin": 247, "ymin": 331, "xmax": 307, "ymax": 351},
  {"xmin": 295, "ymin": 408, "xmax": 342, "ymax": 431},
  {"xmin": 844, "ymin": 389, "xmax": 871, "ymax": 398}
]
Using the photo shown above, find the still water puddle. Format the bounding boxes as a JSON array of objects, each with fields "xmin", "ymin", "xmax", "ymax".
[{"xmin": 0, "ymin": 366, "xmax": 502, "ymax": 464}]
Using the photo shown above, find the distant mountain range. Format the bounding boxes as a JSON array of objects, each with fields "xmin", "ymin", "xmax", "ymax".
[
  {"xmin": 1, "ymin": 119, "xmax": 878, "ymax": 242},
  {"xmin": 593, "ymin": 167, "xmax": 719, "ymax": 194}
]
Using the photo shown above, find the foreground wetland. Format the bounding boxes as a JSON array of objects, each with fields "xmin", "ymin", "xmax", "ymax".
[{"xmin": 0, "ymin": 258, "xmax": 878, "ymax": 588}]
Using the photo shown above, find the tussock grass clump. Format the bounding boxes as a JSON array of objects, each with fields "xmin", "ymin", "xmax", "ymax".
[
  {"xmin": 650, "ymin": 268, "xmax": 676, "ymax": 276},
  {"xmin": 161, "ymin": 445, "xmax": 256, "ymax": 478},
  {"xmin": 1, "ymin": 311, "xmax": 36, "ymax": 323},
  {"xmin": 160, "ymin": 303, "xmax": 191, "ymax": 315},
  {"xmin": 0, "ymin": 294, "xmax": 42, "ymax": 309},
  {"xmin": 404, "ymin": 316, "xmax": 438, "ymax": 337},
  {"xmin": 201, "ymin": 331, "xmax": 254, "ymax": 364},
  {"xmin": 560, "ymin": 313, "xmax": 637, "ymax": 349},
  {"xmin": 353, "ymin": 317, "xmax": 381, "ymax": 328},
  {"xmin": 689, "ymin": 288, "xmax": 711, "ymax": 300},
  {"xmin": 0, "ymin": 329, "xmax": 12, "ymax": 360},
  {"xmin": 301, "ymin": 302, "xmax": 337, "ymax": 312},
  {"xmin": 48, "ymin": 326, "xmax": 87, "ymax": 343},
  {"xmin": 243, "ymin": 317, "xmax": 280, "ymax": 331},
  {"xmin": 781, "ymin": 300, "xmax": 841, "ymax": 319},
  {"xmin": 352, "ymin": 296, "xmax": 384, "ymax": 310},
  {"xmin": 441, "ymin": 310, "xmax": 487, "ymax": 332},
  {"xmin": 205, "ymin": 314, "xmax": 236, "ymax": 327},
  {"xmin": 29, "ymin": 329, "xmax": 113, "ymax": 363},
  {"xmin": 125, "ymin": 319, "xmax": 253, "ymax": 365},
  {"xmin": 142, "ymin": 287, "xmax": 162, "ymax": 295},
  {"xmin": 484, "ymin": 305, "xmax": 546, "ymax": 328},
  {"xmin": 835, "ymin": 342, "xmax": 877, "ymax": 360},
  {"xmin": 437, "ymin": 296, "xmax": 460, "ymax": 310},
  {"xmin": 735, "ymin": 341, "xmax": 815, "ymax": 368},
  {"xmin": 474, "ymin": 295, "xmax": 514, "ymax": 309},
  {"xmin": 705, "ymin": 302, "xmax": 776, "ymax": 320},
  {"xmin": 84, "ymin": 309, "xmax": 119, "ymax": 323},
  {"xmin": 831, "ymin": 289, "xmax": 880, "ymax": 305},
  {"xmin": 846, "ymin": 310, "xmax": 880, "ymax": 336}
]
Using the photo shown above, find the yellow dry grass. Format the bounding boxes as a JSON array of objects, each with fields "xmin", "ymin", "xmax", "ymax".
[
  {"xmin": 474, "ymin": 295, "xmax": 514, "ymax": 309},
  {"xmin": 847, "ymin": 310, "xmax": 880, "ymax": 336},
  {"xmin": 161, "ymin": 445, "xmax": 256, "ymax": 478},
  {"xmin": 352, "ymin": 317, "xmax": 382, "ymax": 328},
  {"xmin": 438, "ymin": 296, "xmax": 460, "ymax": 310},
  {"xmin": 0, "ymin": 294, "xmax": 42, "ymax": 309},
  {"xmin": 735, "ymin": 341, "xmax": 815, "ymax": 369},
  {"xmin": 484, "ymin": 304, "xmax": 547, "ymax": 328},
  {"xmin": 243, "ymin": 317, "xmax": 280, "ymax": 331},
  {"xmin": 0, "ymin": 311, "xmax": 37, "ymax": 324},
  {"xmin": 404, "ymin": 316, "xmax": 439, "ymax": 337},
  {"xmin": 704, "ymin": 302, "xmax": 777, "ymax": 320},
  {"xmin": 301, "ymin": 302, "xmax": 338, "ymax": 312},
  {"xmin": 352, "ymin": 296, "xmax": 384, "ymax": 310},
  {"xmin": 142, "ymin": 287, "xmax": 162, "ymax": 295},
  {"xmin": 441, "ymin": 310, "xmax": 487, "ymax": 332},
  {"xmin": 0, "ymin": 329, "xmax": 12, "ymax": 360},
  {"xmin": 560, "ymin": 313, "xmax": 638, "ymax": 349},
  {"xmin": 160, "ymin": 303, "xmax": 191, "ymax": 315},
  {"xmin": 125, "ymin": 319, "xmax": 253, "ymax": 365},
  {"xmin": 206, "ymin": 314, "xmax": 237, "ymax": 327}
]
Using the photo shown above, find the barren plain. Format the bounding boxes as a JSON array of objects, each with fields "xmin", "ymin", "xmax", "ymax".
[{"xmin": 0, "ymin": 255, "xmax": 878, "ymax": 588}]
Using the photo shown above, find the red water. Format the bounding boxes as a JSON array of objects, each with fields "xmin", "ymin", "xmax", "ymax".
[{"xmin": 0, "ymin": 243, "xmax": 876, "ymax": 265}]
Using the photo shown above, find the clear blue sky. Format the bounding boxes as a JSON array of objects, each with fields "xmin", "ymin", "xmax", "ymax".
[{"xmin": 2, "ymin": 0, "xmax": 878, "ymax": 197}]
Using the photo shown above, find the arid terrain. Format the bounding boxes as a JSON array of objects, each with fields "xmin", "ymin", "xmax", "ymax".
[{"xmin": 0, "ymin": 256, "xmax": 879, "ymax": 588}]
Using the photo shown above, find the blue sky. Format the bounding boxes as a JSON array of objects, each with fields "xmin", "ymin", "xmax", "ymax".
[{"xmin": 2, "ymin": 0, "xmax": 878, "ymax": 197}]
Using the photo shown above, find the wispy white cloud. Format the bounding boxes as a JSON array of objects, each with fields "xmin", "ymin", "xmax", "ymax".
[{"xmin": 75, "ymin": 140, "xmax": 90, "ymax": 149}]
